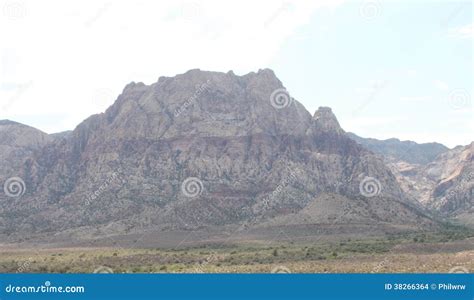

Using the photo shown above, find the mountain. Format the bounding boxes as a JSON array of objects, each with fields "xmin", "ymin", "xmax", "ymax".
[
  {"xmin": 347, "ymin": 133, "xmax": 449, "ymax": 165},
  {"xmin": 347, "ymin": 133, "xmax": 473, "ymax": 225},
  {"xmin": 0, "ymin": 69, "xmax": 437, "ymax": 244},
  {"xmin": 0, "ymin": 120, "xmax": 52, "ymax": 180},
  {"xmin": 49, "ymin": 130, "xmax": 72, "ymax": 140},
  {"xmin": 389, "ymin": 143, "xmax": 473, "ymax": 224}
]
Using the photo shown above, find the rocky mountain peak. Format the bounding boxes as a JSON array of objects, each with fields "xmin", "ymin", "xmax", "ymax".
[
  {"xmin": 95, "ymin": 69, "xmax": 311, "ymax": 141},
  {"xmin": 311, "ymin": 106, "xmax": 343, "ymax": 133}
]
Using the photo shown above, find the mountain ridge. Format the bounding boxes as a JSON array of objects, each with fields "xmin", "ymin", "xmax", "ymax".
[
  {"xmin": 346, "ymin": 133, "xmax": 449, "ymax": 165},
  {"xmin": 0, "ymin": 69, "xmax": 463, "ymax": 245}
]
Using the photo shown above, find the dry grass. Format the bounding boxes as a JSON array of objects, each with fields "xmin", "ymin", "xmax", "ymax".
[{"xmin": 1, "ymin": 235, "xmax": 472, "ymax": 274}]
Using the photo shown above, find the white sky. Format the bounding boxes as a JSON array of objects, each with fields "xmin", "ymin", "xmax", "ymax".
[
  {"xmin": 0, "ymin": 0, "xmax": 472, "ymax": 147},
  {"xmin": 0, "ymin": 0, "xmax": 342, "ymax": 131}
]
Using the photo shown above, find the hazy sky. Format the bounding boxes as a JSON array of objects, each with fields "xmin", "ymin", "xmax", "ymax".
[{"xmin": 0, "ymin": 0, "xmax": 472, "ymax": 147}]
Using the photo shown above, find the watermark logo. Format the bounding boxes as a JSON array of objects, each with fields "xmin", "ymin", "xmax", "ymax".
[
  {"xmin": 174, "ymin": 80, "xmax": 211, "ymax": 117},
  {"xmin": 270, "ymin": 88, "xmax": 293, "ymax": 109},
  {"xmin": 84, "ymin": 2, "xmax": 112, "ymax": 27},
  {"xmin": 193, "ymin": 251, "xmax": 225, "ymax": 273},
  {"xmin": 3, "ymin": 176, "xmax": 26, "ymax": 198},
  {"xmin": 359, "ymin": 176, "xmax": 382, "ymax": 197},
  {"xmin": 91, "ymin": 88, "xmax": 116, "ymax": 111},
  {"xmin": 449, "ymin": 266, "xmax": 469, "ymax": 273},
  {"xmin": 359, "ymin": 0, "xmax": 382, "ymax": 21},
  {"xmin": 271, "ymin": 265, "xmax": 291, "ymax": 273},
  {"xmin": 448, "ymin": 88, "xmax": 471, "ymax": 110},
  {"xmin": 3, "ymin": 1, "xmax": 27, "ymax": 20},
  {"xmin": 17, "ymin": 257, "xmax": 33, "ymax": 273},
  {"xmin": 181, "ymin": 177, "xmax": 204, "ymax": 198},
  {"xmin": 180, "ymin": 2, "xmax": 201, "ymax": 22},
  {"xmin": 259, "ymin": 170, "xmax": 299, "ymax": 212},
  {"xmin": 264, "ymin": 2, "xmax": 292, "ymax": 28},
  {"xmin": 85, "ymin": 169, "xmax": 124, "ymax": 205},
  {"xmin": 352, "ymin": 79, "xmax": 389, "ymax": 116},
  {"xmin": 93, "ymin": 266, "xmax": 114, "ymax": 273}
]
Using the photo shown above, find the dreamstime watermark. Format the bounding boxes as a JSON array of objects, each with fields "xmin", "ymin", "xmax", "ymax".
[
  {"xmin": 2, "ymin": 1, "xmax": 27, "ymax": 20},
  {"xmin": 271, "ymin": 265, "xmax": 291, "ymax": 273},
  {"xmin": 234, "ymin": 170, "xmax": 300, "ymax": 232},
  {"xmin": 372, "ymin": 256, "xmax": 390, "ymax": 273},
  {"xmin": 16, "ymin": 257, "xmax": 33, "ymax": 273},
  {"xmin": 359, "ymin": 176, "xmax": 382, "ymax": 197},
  {"xmin": 440, "ymin": 2, "xmax": 470, "ymax": 28},
  {"xmin": 449, "ymin": 266, "xmax": 469, "ymax": 273},
  {"xmin": 3, "ymin": 176, "xmax": 26, "ymax": 198},
  {"xmin": 270, "ymin": 88, "xmax": 293, "ymax": 109},
  {"xmin": 91, "ymin": 88, "xmax": 116, "ymax": 110},
  {"xmin": 174, "ymin": 80, "xmax": 211, "ymax": 117},
  {"xmin": 93, "ymin": 266, "xmax": 114, "ymax": 273},
  {"xmin": 192, "ymin": 251, "xmax": 227, "ymax": 273},
  {"xmin": 181, "ymin": 177, "xmax": 204, "ymax": 198},
  {"xmin": 85, "ymin": 168, "xmax": 124, "ymax": 205},
  {"xmin": 447, "ymin": 88, "xmax": 471, "ymax": 110},
  {"xmin": 359, "ymin": 0, "xmax": 382, "ymax": 21},
  {"xmin": 5, "ymin": 281, "xmax": 85, "ymax": 294}
]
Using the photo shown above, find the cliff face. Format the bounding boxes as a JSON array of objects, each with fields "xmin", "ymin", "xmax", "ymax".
[
  {"xmin": 388, "ymin": 143, "xmax": 473, "ymax": 223},
  {"xmin": 347, "ymin": 132, "xmax": 473, "ymax": 223},
  {"xmin": 428, "ymin": 143, "xmax": 473, "ymax": 208},
  {"xmin": 0, "ymin": 69, "xmax": 435, "ymax": 240},
  {"xmin": 0, "ymin": 120, "xmax": 52, "ymax": 189}
]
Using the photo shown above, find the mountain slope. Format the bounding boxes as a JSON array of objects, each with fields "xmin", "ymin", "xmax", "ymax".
[
  {"xmin": 0, "ymin": 69, "xmax": 436, "ymax": 243},
  {"xmin": 347, "ymin": 133, "xmax": 449, "ymax": 165},
  {"xmin": 0, "ymin": 120, "xmax": 52, "ymax": 185},
  {"xmin": 389, "ymin": 143, "xmax": 473, "ymax": 223}
]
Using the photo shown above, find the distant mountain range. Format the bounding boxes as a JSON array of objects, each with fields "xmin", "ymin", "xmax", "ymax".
[
  {"xmin": 348, "ymin": 133, "xmax": 473, "ymax": 224},
  {"xmin": 0, "ymin": 69, "xmax": 471, "ymax": 245},
  {"xmin": 346, "ymin": 133, "xmax": 449, "ymax": 165}
]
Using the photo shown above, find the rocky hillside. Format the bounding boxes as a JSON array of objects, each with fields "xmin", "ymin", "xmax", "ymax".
[
  {"xmin": 0, "ymin": 120, "xmax": 52, "ymax": 181},
  {"xmin": 0, "ymin": 69, "xmax": 436, "ymax": 242},
  {"xmin": 389, "ymin": 143, "xmax": 473, "ymax": 223},
  {"xmin": 347, "ymin": 133, "xmax": 449, "ymax": 165}
]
